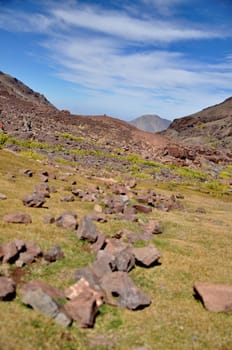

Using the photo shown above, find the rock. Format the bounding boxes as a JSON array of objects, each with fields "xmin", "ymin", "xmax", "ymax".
[
  {"xmin": 20, "ymin": 280, "xmax": 66, "ymax": 299},
  {"xmin": 43, "ymin": 216, "xmax": 55, "ymax": 224},
  {"xmin": 0, "ymin": 193, "xmax": 7, "ymax": 200},
  {"xmin": 56, "ymin": 212, "xmax": 78, "ymax": 230},
  {"xmin": 0, "ymin": 276, "xmax": 16, "ymax": 300},
  {"xmin": 91, "ymin": 232, "xmax": 106, "ymax": 254},
  {"xmin": 132, "ymin": 245, "xmax": 161, "ymax": 267},
  {"xmin": 16, "ymin": 241, "xmax": 42, "ymax": 267},
  {"xmin": 104, "ymin": 238, "xmax": 132, "ymax": 255},
  {"xmin": 21, "ymin": 288, "xmax": 72, "ymax": 327},
  {"xmin": 34, "ymin": 183, "xmax": 51, "ymax": 196},
  {"xmin": 1, "ymin": 242, "xmax": 18, "ymax": 263},
  {"xmin": 64, "ymin": 289, "xmax": 102, "ymax": 328},
  {"xmin": 114, "ymin": 249, "xmax": 135, "ymax": 272},
  {"xmin": 3, "ymin": 212, "xmax": 32, "ymax": 224},
  {"xmin": 144, "ymin": 220, "xmax": 163, "ymax": 235},
  {"xmin": 22, "ymin": 169, "xmax": 33, "ymax": 177},
  {"xmin": 196, "ymin": 207, "xmax": 207, "ymax": 214},
  {"xmin": 193, "ymin": 282, "xmax": 232, "ymax": 312},
  {"xmin": 74, "ymin": 267, "xmax": 101, "ymax": 291},
  {"xmin": 94, "ymin": 204, "xmax": 103, "ymax": 213},
  {"xmin": 133, "ymin": 205, "xmax": 152, "ymax": 214},
  {"xmin": 91, "ymin": 251, "xmax": 116, "ymax": 279},
  {"xmin": 65, "ymin": 278, "xmax": 104, "ymax": 307},
  {"xmin": 120, "ymin": 229, "xmax": 152, "ymax": 244},
  {"xmin": 22, "ymin": 192, "xmax": 46, "ymax": 208},
  {"xmin": 100, "ymin": 271, "xmax": 151, "ymax": 310},
  {"xmin": 43, "ymin": 245, "xmax": 64, "ymax": 262},
  {"xmin": 60, "ymin": 195, "xmax": 74, "ymax": 202},
  {"xmin": 87, "ymin": 211, "xmax": 107, "ymax": 223},
  {"xmin": 76, "ymin": 216, "xmax": 98, "ymax": 243}
]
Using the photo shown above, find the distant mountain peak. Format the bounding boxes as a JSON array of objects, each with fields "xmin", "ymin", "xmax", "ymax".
[{"xmin": 130, "ymin": 114, "xmax": 171, "ymax": 133}]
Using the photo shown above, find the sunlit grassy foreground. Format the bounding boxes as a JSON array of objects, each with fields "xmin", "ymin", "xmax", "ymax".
[{"xmin": 0, "ymin": 149, "xmax": 231, "ymax": 350}]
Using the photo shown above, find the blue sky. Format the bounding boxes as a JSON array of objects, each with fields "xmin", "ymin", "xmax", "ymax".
[{"xmin": 0, "ymin": 0, "xmax": 232, "ymax": 121}]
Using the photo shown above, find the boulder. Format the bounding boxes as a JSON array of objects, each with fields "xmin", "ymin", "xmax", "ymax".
[
  {"xmin": 20, "ymin": 280, "xmax": 66, "ymax": 300},
  {"xmin": 0, "ymin": 276, "xmax": 16, "ymax": 300},
  {"xmin": 65, "ymin": 278, "xmax": 104, "ymax": 307},
  {"xmin": 3, "ymin": 212, "xmax": 32, "ymax": 224},
  {"xmin": 60, "ymin": 195, "xmax": 74, "ymax": 202},
  {"xmin": 133, "ymin": 205, "xmax": 152, "ymax": 214},
  {"xmin": 43, "ymin": 245, "xmax": 64, "ymax": 263},
  {"xmin": 193, "ymin": 282, "xmax": 232, "ymax": 312},
  {"xmin": 21, "ymin": 288, "xmax": 72, "ymax": 327},
  {"xmin": 64, "ymin": 290, "xmax": 101, "ymax": 328},
  {"xmin": 22, "ymin": 192, "xmax": 46, "ymax": 208},
  {"xmin": 1, "ymin": 242, "xmax": 18, "ymax": 263},
  {"xmin": 74, "ymin": 267, "xmax": 101, "ymax": 291},
  {"xmin": 56, "ymin": 212, "xmax": 78, "ymax": 230},
  {"xmin": 76, "ymin": 216, "xmax": 98, "ymax": 243},
  {"xmin": 91, "ymin": 232, "xmax": 106, "ymax": 254},
  {"xmin": 132, "ymin": 245, "xmax": 161, "ymax": 267},
  {"xmin": 144, "ymin": 220, "xmax": 163, "ymax": 235},
  {"xmin": 91, "ymin": 251, "xmax": 116, "ymax": 279},
  {"xmin": 16, "ymin": 241, "xmax": 42, "ymax": 267},
  {"xmin": 100, "ymin": 271, "xmax": 151, "ymax": 310}
]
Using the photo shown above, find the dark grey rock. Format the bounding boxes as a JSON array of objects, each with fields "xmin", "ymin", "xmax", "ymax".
[
  {"xmin": 76, "ymin": 216, "xmax": 98, "ymax": 243},
  {"xmin": 100, "ymin": 271, "xmax": 151, "ymax": 310},
  {"xmin": 21, "ymin": 288, "xmax": 72, "ymax": 327}
]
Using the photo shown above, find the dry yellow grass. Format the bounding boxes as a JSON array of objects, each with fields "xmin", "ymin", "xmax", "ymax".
[{"xmin": 0, "ymin": 149, "xmax": 232, "ymax": 350}]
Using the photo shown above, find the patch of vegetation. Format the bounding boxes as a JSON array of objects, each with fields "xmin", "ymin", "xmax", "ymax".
[
  {"xmin": 219, "ymin": 165, "xmax": 232, "ymax": 179},
  {"xmin": 172, "ymin": 166, "xmax": 207, "ymax": 181},
  {"xmin": 20, "ymin": 150, "xmax": 48, "ymax": 161},
  {"xmin": 59, "ymin": 133, "xmax": 85, "ymax": 142}
]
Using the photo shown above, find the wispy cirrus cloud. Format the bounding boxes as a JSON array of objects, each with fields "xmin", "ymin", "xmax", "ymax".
[{"xmin": 0, "ymin": 0, "xmax": 232, "ymax": 119}]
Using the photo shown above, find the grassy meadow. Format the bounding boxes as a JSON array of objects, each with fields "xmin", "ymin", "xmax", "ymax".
[{"xmin": 0, "ymin": 148, "xmax": 232, "ymax": 350}]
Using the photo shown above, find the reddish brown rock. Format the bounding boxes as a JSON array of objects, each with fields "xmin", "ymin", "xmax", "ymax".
[
  {"xmin": 56, "ymin": 211, "xmax": 78, "ymax": 230},
  {"xmin": 3, "ymin": 212, "xmax": 32, "ymax": 224},
  {"xmin": 133, "ymin": 204, "xmax": 152, "ymax": 214},
  {"xmin": 0, "ymin": 276, "xmax": 16, "ymax": 300},
  {"xmin": 144, "ymin": 220, "xmax": 163, "ymax": 235},
  {"xmin": 132, "ymin": 245, "xmax": 161, "ymax": 267},
  {"xmin": 64, "ymin": 285, "xmax": 103, "ymax": 327},
  {"xmin": 194, "ymin": 282, "xmax": 232, "ymax": 312}
]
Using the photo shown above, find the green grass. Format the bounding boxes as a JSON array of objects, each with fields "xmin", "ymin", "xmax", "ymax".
[{"xmin": 0, "ymin": 149, "xmax": 232, "ymax": 350}]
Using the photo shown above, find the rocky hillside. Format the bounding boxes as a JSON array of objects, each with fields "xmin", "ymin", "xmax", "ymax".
[
  {"xmin": 130, "ymin": 114, "xmax": 171, "ymax": 133},
  {"xmin": 0, "ymin": 71, "xmax": 55, "ymax": 109},
  {"xmin": 163, "ymin": 97, "xmax": 232, "ymax": 150},
  {"xmin": 0, "ymin": 70, "xmax": 231, "ymax": 169}
]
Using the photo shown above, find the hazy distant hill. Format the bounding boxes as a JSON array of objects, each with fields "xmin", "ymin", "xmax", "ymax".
[
  {"xmin": 162, "ymin": 97, "xmax": 232, "ymax": 150},
  {"xmin": 130, "ymin": 114, "xmax": 171, "ymax": 133}
]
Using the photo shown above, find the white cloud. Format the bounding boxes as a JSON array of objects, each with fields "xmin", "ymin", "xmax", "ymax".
[{"xmin": 0, "ymin": 1, "xmax": 232, "ymax": 119}]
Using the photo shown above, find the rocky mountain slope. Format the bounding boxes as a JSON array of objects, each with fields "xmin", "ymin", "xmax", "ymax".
[
  {"xmin": 130, "ymin": 114, "xmax": 171, "ymax": 133},
  {"xmin": 163, "ymin": 97, "xmax": 232, "ymax": 150},
  {"xmin": 0, "ymin": 71, "xmax": 55, "ymax": 108},
  {"xmin": 0, "ymin": 70, "xmax": 231, "ymax": 169}
]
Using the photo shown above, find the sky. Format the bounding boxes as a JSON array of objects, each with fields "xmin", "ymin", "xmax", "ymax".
[{"xmin": 0, "ymin": 0, "xmax": 232, "ymax": 121}]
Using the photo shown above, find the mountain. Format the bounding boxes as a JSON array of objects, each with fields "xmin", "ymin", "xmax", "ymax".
[
  {"xmin": 0, "ymin": 71, "xmax": 55, "ymax": 108},
  {"xmin": 130, "ymin": 114, "xmax": 171, "ymax": 133},
  {"xmin": 163, "ymin": 97, "xmax": 232, "ymax": 150},
  {"xmin": 0, "ymin": 70, "xmax": 231, "ymax": 167}
]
